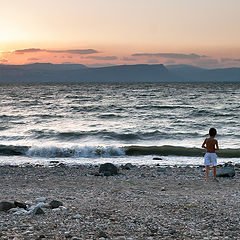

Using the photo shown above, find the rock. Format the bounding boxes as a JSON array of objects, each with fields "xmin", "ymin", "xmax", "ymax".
[
  {"xmin": 33, "ymin": 207, "xmax": 45, "ymax": 215},
  {"xmin": 99, "ymin": 163, "xmax": 118, "ymax": 176},
  {"xmin": 49, "ymin": 200, "xmax": 63, "ymax": 209},
  {"xmin": 13, "ymin": 209, "xmax": 28, "ymax": 215},
  {"xmin": 36, "ymin": 197, "xmax": 46, "ymax": 203},
  {"xmin": 224, "ymin": 161, "xmax": 234, "ymax": 167},
  {"xmin": 65, "ymin": 232, "xmax": 72, "ymax": 238},
  {"xmin": 73, "ymin": 214, "xmax": 81, "ymax": 219},
  {"xmin": 216, "ymin": 167, "xmax": 235, "ymax": 177},
  {"xmin": 121, "ymin": 163, "xmax": 134, "ymax": 170},
  {"xmin": 98, "ymin": 231, "xmax": 108, "ymax": 238},
  {"xmin": 14, "ymin": 201, "xmax": 27, "ymax": 209},
  {"xmin": 0, "ymin": 201, "xmax": 15, "ymax": 211},
  {"xmin": 153, "ymin": 157, "xmax": 163, "ymax": 160}
]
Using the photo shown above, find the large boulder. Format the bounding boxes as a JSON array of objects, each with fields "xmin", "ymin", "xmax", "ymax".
[
  {"xmin": 0, "ymin": 201, "xmax": 15, "ymax": 211},
  {"xmin": 216, "ymin": 167, "xmax": 235, "ymax": 178},
  {"xmin": 99, "ymin": 163, "xmax": 118, "ymax": 176}
]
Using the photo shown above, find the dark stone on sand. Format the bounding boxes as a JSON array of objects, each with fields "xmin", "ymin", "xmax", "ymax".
[
  {"xmin": 49, "ymin": 200, "xmax": 63, "ymax": 209},
  {"xmin": 216, "ymin": 167, "xmax": 235, "ymax": 178},
  {"xmin": 99, "ymin": 163, "xmax": 118, "ymax": 176},
  {"xmin": 33, "ymin": 207, "xmax": 45, "ymax": 215},
  {"xmin": 14, "ymin": 201, "xmax": 27, "ymax": 209},
  {"xmin": 153, "ymin": 157, "xmax": 163, "ymax": 160},
  {"xmin": 121, "ymin": 163, "xmax": 134, "ymax": 170},
  {"xmin": 0, "ymin": 201, "xmax": 15, "ymax": 211},
  {"xmin": 98, "ymin": 231, "xmax": 108, "ymax": 238}
]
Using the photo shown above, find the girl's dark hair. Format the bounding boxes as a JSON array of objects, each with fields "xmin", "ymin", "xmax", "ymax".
[{"xmin": 209, "ymin": 128, "xmax": 217, "ymax": 136}]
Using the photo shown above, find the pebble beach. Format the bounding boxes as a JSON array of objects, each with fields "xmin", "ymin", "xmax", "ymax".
[{"xmin": 0, "ymin": 163, "xmax": 239, "ymax": 240}]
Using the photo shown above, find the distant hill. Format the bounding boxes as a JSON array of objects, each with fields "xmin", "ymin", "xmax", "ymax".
[
  {"xmin": 0, "ymin": 63, "xmax": 177, "ymax": 83},
  {"xmin": 0, "ymin": 63, "xmax": 240, "ymax": 83},
  {"xmin": 166, "ymin": 64, "xmax": 240, "ymax": 82}
]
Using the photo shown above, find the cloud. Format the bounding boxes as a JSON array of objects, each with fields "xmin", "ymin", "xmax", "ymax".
[
  {"xmin": 0, "ymin": 58, "xmax": 8, "ymax": 63},
  {"xmin": 85, "ymin": 56, "xmax": 118, "ymax": 60},
  {"xmin": 47, "ymin": 49, "xmax": 99, "ymax": 54},
  {"xmin": 221, "ymin": 58, "xmax": 240, "ymax": 63},
  {"xmin": 13, "ymin": 48, "xmax": 98, "ymax": 55},
  {"xmin": 14, "ymin": 48, "xmax": 44, "ymax": 54},
  {"xmin": 132, "ymin": 52, "xmax": 207, "ymax": 59}
]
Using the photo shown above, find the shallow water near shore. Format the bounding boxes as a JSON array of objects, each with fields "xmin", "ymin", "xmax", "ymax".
[{"xmin": 0, "ymin": 82, "xmax": 240, "ymax": 165}]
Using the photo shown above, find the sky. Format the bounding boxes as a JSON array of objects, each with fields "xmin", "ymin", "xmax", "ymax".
[{"xmin": 0, "ymin": 0, "xmax": 240, "ymax": 68}]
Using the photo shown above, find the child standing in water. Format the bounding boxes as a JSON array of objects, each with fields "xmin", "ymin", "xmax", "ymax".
[{"xmin": 201, "ymin": 128, "xmax": 219, "ymax": 182}]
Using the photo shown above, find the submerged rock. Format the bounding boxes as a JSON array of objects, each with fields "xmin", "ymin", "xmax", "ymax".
[
  {"xmin": 99, "ymin": 163, "xmax": 118, "ymax": 176},
  {"xmin": 216, "ymin": 167, "xmax": 235, "ymax": 178}
]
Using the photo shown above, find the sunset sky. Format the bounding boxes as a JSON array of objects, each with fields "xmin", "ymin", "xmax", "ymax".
[{"xmin": 1, "ymin": 0, "xmax": 240, "ymax": 68}]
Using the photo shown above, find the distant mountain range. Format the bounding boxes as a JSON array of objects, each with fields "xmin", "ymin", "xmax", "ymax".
[{"xmin": 0, "ymin": 63, "xmax": 240, "ymax": 83}]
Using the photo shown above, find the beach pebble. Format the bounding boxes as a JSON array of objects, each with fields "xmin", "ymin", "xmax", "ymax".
[
  {"xmin": 73, "ymin": 214, "xmax": 81, "ymax": 219},
  {"xmin": 49, "ymin": 200, "xmax": 63, "ymax": 209},
  {"xmin": 14, "ymin": 201, "xmax": 27, "ymax": 209},
  {"xmin": 0, "ymin": 201, "xmax": 15, "ymax": 211},
  {"xmin": 216, "ymin": 167, "xmax": 235, "ymax": 177},
  {"xmin": 33, "ymin": 207, "xmax": 45, "ymax": 215},
  {"xmin": 99, "ymin": 163, "xmax": 118, "ymax": 175},
  {"xmin": 36, "ymin": 197, "xmax": 46, "ymax": 203}
]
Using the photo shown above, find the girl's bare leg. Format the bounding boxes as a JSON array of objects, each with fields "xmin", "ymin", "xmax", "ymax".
[{"xmin": 206, "ymin": 166, "xmax": 210, "ymax": 182}]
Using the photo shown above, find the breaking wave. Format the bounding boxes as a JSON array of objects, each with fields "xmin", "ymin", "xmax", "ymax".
[{"xmin": 0, "ymin": 144, "xmax": 240, "ymax": 158}]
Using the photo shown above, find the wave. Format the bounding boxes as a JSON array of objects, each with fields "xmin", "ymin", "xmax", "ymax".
[
  {"xmin": 28, "ymin": 129, "xmax": 204, "ymax": 141},
  {"xmin": 0, "ymin": 144, "xmax": 240, "ymax": 158},
  {"xmin": 125, "ymin": 145, "xmax": 240, "ymax": 158},
  {"xmin": 0, "ymin": 144, "xmax": 29, "ymax": 156},
  {"xmin": 27, "ymin": 146, "xmax": 125, "ymax": 158}
]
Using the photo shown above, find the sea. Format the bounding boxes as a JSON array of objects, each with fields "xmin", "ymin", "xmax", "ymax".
[{"xmin": 0, "ymin": 82, "xmax": 240, "ymax": 166}]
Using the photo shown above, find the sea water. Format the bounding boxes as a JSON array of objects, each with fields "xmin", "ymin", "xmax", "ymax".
[{"xmin": 0, "ymin": 82, "xmax": 239, "ymax": 166}]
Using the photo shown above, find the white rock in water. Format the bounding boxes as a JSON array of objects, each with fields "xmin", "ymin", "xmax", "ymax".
[{"xmin": 36, "ymin": 197, "xmax": 46, "ymax": 203}]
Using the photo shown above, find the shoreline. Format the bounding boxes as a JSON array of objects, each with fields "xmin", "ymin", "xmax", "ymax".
[{"xmin": 1, "ymin": 164, "xmax": 239, "ymax": 239}]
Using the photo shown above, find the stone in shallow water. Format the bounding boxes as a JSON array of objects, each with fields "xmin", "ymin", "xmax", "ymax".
[{"xmin": 0, "ymin": 201, "xmax": 15, "ymax": 211}]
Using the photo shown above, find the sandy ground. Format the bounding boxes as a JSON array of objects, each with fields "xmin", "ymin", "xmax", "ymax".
[{"xmin": 0, "ymin": 164, "xmax": 239, "ymax": 240}]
